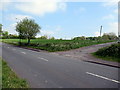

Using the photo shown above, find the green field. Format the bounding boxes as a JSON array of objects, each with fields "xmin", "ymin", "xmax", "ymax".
[
  {"xmin": 93, "ymin": 43, "xmax": 120, "ymax": 62},
  {"xmin": 2, "ymin": 39, "xmax": 115, "ymax": 52},
  {"xmin": 0, "ymin": 58, "xmax": 29, "ymax": 88}
]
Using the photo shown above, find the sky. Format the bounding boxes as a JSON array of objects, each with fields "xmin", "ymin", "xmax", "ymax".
[{"xmin": 0, "ymin": 0, "xmax": 119, "ymax": 39}]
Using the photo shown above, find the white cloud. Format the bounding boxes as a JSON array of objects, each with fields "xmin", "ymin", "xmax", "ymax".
[
  {"xmin": 41, "ymin": 30, "xmax": 55, "ymax": 36},
  {"xmin": 55, "ymin": 26, "xmax": 62, "ymax": 31},
  {"xmin": 7, "ymin": 14, "xmax": 33, "ymax": 22},
  {"xmin": 14, "ymin": 0, "xmax": 67, "ymax": 16},
  {"xmin": 114, "ymin": 9, "xmax": 118, "ymax": 14},
  {"xmin": 74, "ymin": 7, "xmax": 86, "ymax": 14},
  {"xmin": 3, "ymin": 23, "xmax": 18, "ymax": 34},
  {"xmin": 0, "ymin": 0, "xmax": 11, "ymax": 10},
  {"xmin": 4, "ymin": 14, "xmax": 33, "ymax": 34},
  {"xmin": 38, "ymin": 25, "xmax": 62, "ymax": 37},
  {"xmin": 79, "ymin": 7, "xmax": 86, "ymax": 12},
  {"xmin": 95, "ymin": 32, "xmax": 100, "ymax": 37},
  {"xmin": 107, "ymin": 22, "xmax": 118, "ymax": 36},
  {"xmin": 102, "ymin": 14, "xmax": 115, "ymax": 20},
  {"xmin": 58, "ymin": 2, "xmax": 67, "ymax": 11},
  {"xmin": 102, "ymin": 0, "xmax": 118, "ymax": 7}
]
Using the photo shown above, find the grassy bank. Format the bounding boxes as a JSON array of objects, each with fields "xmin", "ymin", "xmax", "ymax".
[
  {"xmin": 93, "ymin": 43, "xmax": 120, "ymax": 62},
  {"xmin": 1, "ymin": 58, "xmax": 29, "ymax": 88},
  {"xmin": 2, "ymin": 39, "xmax": 115, "ymax": 52}
]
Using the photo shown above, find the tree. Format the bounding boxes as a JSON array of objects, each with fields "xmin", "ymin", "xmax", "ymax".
[
  {"xmin": 0, "ymin": 24, "xmax": 2, "ymax": 36},
  {"xmin": 73, "ymin": 36, "xmax": 86, "ymax": 40},
  {"xmin": 2, "ymin": 31, "xmax": 9, "ymax": 39},
  {"xmin": 49, "ymin": 37, "xmax": 55, "ymax": 40},
  {"xmin": 38, "ymin": 35, "xmax": 48, "ymax": 39},
  {"xmin": 102, "ymin": 32, "xmax": 117, "ymax": 40},
  {"xmin": 16, "ymin": 18, "xmax": 41, "ymax": 44}
]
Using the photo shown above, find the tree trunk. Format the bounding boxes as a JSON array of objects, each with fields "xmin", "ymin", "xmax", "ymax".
[{"xmin": 27, "ymin": 38, "xmax": 30, "ymax": 45}]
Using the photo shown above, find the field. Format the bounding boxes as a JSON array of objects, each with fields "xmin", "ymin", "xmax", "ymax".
[
  {"xmin": 93, "ymin": 43, "xmax": 120, "ymax": 62},
  {"xmin": 0, "ymin": 58, "xmax": 29, "ymax": 88},
  {"xmin": 2, "ymin": 39, "xmax": 115, "ymax": 52}
]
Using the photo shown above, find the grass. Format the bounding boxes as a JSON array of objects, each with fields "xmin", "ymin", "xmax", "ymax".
[
  {"xmin": 2, "ymin": 39, "xmax": 115, "ymax": 52},
  {"xmin": 93, "ymin": 43, "xmax": 120, "ymax": 62},
  {"xmin": 93, "ymin": 53, "xmax": 120, "ymax": 63},
  {"xmin": 0, "ymin": 58, "xmax": 29, "ymax": 88}
]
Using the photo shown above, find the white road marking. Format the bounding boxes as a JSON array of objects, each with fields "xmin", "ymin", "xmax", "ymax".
[
  {"xmin": 38, "ymin": 57, "xmax": 48, "ymax": 62},
  {"xmin": 21, "ymin": 52, "xmax": 26, "ymax": 54},
  {"xmin": 45, "ymin": 80, "xmax": 48, "ymax": 83},
  {"xmin": 65, "ymin": 54, "xmax": 71, "ymax": 56},
  {"xmin": 12, "ymin": 49, "xmax": 16, "ymax": 50},
  {"xmin": 86, "ymin": 72, "xmax": 120, "ymax": 84},
  {"xmin": 7, "ymin": 47, "xmax": 9, "ymax": 48}
]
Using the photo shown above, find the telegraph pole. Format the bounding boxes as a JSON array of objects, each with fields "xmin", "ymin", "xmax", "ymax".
[{"xmin": 100, "ymin": 25, "xmax": 102, "ymax": 37}]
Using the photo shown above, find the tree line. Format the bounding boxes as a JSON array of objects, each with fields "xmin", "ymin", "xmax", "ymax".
[
  {"xmin": 72, "ymin": 32, "xmax": 118, "ymax": 41},
  {"xmin": 0, "ymin": 18, "xmax": 118, "ymax": 45}
]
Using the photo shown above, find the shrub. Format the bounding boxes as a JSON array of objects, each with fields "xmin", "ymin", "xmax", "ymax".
[{"xmin": 95, "ymin": 43, "xmax": 120, "ymax": 58}]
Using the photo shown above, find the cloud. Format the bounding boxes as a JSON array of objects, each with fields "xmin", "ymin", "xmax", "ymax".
[
  {"xmin": 95, "ymin": 32, "xmax": 100, "ymax": 37},
  {"xmin": 41, "ymin": 30, "xmax": 55, "ymax": 36},
  {"xmin": 4, "ymin": 14, "xmax": 33, "ymax": 34},
  {"xmin": 79, "ymin": 7, "xmax": 86, "ymax": 12},
  {"xmin": 114, "ymin": 9, "xmax": 118, "ymax": 14},
  {"xmin": 55, "ymin": 26, "xmax": 62, "ymax": 31},
  {"xmin": 14, "ymin": 0, "xmax": 67, "ymax": 16},
  {"xmin": 7, "ymin": 14, "xmax": 33, "ymax": 22},
  {"xmin": 106, "ymin": 22, "xmax": 118, "ymax": 36},
  {"xmin": 58, "ymin": 2, "xmax": 67, "ymax": 11},
  {"xmin": 74, "ymin": 7, "xmax": 86, "ymax": 14},
  {"xmin": 102, "ymin": 0, "xmax": 118, "ymax": 7},
  {"xmin": 102, "ymin": 14, "xmax": 115, "ymax": 20},
  {"xmin": 3, "ymin": 23, "xmax": 18, "ymax": 34},
  {"xmin": 0, "ymin": 0, "xmax": 11, "ymax": 10},
  {"xmin": 38, "ymin": 25, "xmax": 62, "ymax": 37}
]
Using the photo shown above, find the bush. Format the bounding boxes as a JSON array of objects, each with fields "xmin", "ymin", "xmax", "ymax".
[{"xmin": 95, "ymin": 43, "xmax": 120, "ymax": 58}]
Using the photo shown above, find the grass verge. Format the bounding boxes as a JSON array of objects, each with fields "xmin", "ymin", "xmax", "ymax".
[
  {"xmin": 0, "ymin": 58, "xmax": 29, "ymax": 88},
  {"xmin": 92, "ymin": 53, "xmax": 120, "ymax": 63},
  {"xmin": 93, "ymin": 43, "xmax": 120, "ymax": 63}
]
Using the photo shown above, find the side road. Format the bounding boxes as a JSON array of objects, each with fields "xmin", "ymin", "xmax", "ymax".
[{"xmin": 51, "ymin": 42, "xmax": 120, "ymax": 68}]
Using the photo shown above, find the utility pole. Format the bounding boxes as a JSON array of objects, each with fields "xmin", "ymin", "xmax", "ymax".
[{"xmin": 100, "ymin": 25, "xmax": 102, "ymax": 37}]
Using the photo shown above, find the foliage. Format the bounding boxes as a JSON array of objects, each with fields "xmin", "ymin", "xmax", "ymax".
[
  {"xmin": 0, "ymin": 24, "xmax": 2, "ymax": 34},
  {"xmin": 1, "ymin": 58, "xmax": 29, "ymax": 88},
  {"xmin": 38, "ymin": 35, "xmax": 48, "ymax": 39},
  {"xmin": 94, "ymin": 43, "xmax": 120, "ymax": 62},
  {"xmin": 102, "ymin": 32, "xmax": 118, "ymax": 40},
  {"xmin": 72, "ymin": 36, "xmax": 86, "ymax": 40},
  {"xmin": 2, "ymin": 31, "xmax": 9, "ymax": 39},
  {"xmin": 8, "ymin": 34, "xmax": 19, "ymax": 39},
  {"xmin": 2, "ymin": 39, "xmax": 115, "ymax": 52},
  {"xmin": 16, "ymin": 18, "xmax": 41, "ymax": 44},
  {"xmin": 49, "ymin": 37, "xmax": 55, "ymax": 40}
]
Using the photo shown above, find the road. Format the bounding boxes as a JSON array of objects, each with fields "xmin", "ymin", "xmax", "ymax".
[{"xmin": 1, "ymin": 42, "xmax": 120, "ymax": 88}]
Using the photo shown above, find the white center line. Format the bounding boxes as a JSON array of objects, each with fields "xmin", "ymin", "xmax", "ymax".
[
  {"xmin": 12, "ymin": 49, "xmax": 16, "ymax": 50},
  {"xmin": 21, "ymin": 52, "xmax": 26, "ymax": 54},
  {"xmin": 38, "ymin": 57, "xmax": 48, "ymax": 62},
  {"xmin": 86, "ymin": 72, "xmax": 120, "ymax": 84}
]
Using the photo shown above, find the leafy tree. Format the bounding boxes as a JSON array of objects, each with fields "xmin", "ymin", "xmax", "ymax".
[
  {"xmin": 2, "ymin": 31, "xmax": 9, "ymax": 39},
  {"xmin": 49, "ymin": 37, "xmax": 55, "ymax": 40},
  {"xmin": 8, "ymin": 34, "xmax": 19, "ymax": 39},
  {"xmin": 16, "ymin": 18, "xmax": 41, "ymax": 44},
  {"xmin": 0, "ymin": 24, "xmax": 2, "ymax": 36},
  {"xmin": 102, "ymin": 32, "xmax": 117, "ymax": 40},
  {"xmin": 73, "ymin": 36, "xmax": 86, "ymax": 40},
  {"xmin": 38, "ymin": 35, "xmax": 48, "ymax": 39}
]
